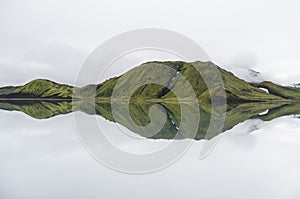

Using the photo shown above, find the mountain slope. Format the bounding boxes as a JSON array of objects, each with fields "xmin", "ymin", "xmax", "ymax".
[
  {"xmin": 257, "ymin": 81, "xmax": 300, "ymax": 100},
  {"xmin": 93, "ymin": 61, "xmax": 286, "ymax": 102},
  {"xmin": 0, "ymin": 61, "xmax": 298, "ymax": 102},
  {"xmin": 0, "ymin": 79, "xmax": 74, "ymax": 99}
]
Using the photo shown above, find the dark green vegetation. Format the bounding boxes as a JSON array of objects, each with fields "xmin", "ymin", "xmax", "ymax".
[
  {"xmin": 0, "ymin": 61, "xmax": 300, "ymax": 140},
  {"xmin": 0, "ymin": 79, "xmax": 73, "ymax": 99},
  {"xmin": 89, "ymin": 61, "xmax": 299, "ymax": 102},
  {"xmin": 2, "ymin": 61, "xmax": 300, "ymax": 102},
  {"xmin": 258, "ymin": 81, "xmax": 300, "ymax": 100}
]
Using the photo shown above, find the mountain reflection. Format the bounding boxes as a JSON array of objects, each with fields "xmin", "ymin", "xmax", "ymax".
[{"xmin": 0, "ymin": 100, "xmax": 299, "ymax": 140}]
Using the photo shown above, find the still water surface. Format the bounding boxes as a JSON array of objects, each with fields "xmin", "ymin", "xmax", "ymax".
[{"xmin": 0, "ymin": 108, "xmax": 300, "ymax": 199}]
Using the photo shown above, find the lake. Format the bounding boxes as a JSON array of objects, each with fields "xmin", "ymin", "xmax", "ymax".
[{"xmin": 0, "ymin": 101, "xmax": 300, "ymax": 199}]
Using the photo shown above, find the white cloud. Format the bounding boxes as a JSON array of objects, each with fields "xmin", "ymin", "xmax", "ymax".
[{"xmin": 0, "ymin": 0, "xmax": 300, "ymax": 87}]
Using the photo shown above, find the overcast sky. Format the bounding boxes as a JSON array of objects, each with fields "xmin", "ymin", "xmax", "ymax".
[{"xmin": 0, "ymin": 0, "xmax": 299, "ymax": 87}]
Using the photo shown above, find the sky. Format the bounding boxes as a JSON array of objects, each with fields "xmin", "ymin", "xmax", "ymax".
[{"xmin": 0, "ymin": 0, "xmax": 299, "ymax": 87}]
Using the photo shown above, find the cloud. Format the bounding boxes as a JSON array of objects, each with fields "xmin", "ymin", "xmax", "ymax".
[{"xmin": 1, "ymin": 0, "xmax": 300, "ymax": 87}]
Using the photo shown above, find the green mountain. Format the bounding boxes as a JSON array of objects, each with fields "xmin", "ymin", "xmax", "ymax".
[
  {"xmin": 1, "ymin": 61, "xmax": 299, "ymax": 102},
  {"xmin": 1, "ymin": 61, "xmax": 300, "ymax": 140},
  {"xmin": 257, "ymin": 81, "xmax": 300, "ymax": 100},
  {"xmin": 93, "ymin": 61, "xmax": 287, "ymax": 102},
  {"xmin": 0, "ymin": 79, "xmax": 73, "ymax": 99}
]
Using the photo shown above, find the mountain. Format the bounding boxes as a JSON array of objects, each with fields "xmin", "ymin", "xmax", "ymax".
[
  {"xmin": 1, "ymin": 61, "xmax": 299, "ymax": 102},
  {"xmin": 93, "ymin": 61, "xmax": 286, "ymax": 102},
  {"xmin": 257, "ymin": 81, "xmax": 300, "ymax": 100},
  {"xmin": 0, "ymin": 79, "xmax": 73, "ymax": 99},
  {"xmin": 1, "ymin": 59, "xmax": 300, "ymax": 140}
]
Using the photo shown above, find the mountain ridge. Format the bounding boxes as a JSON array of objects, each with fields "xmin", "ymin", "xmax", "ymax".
[{"xmin": 0, "ymin": 61, "xmax": 299, "ymax": 103}]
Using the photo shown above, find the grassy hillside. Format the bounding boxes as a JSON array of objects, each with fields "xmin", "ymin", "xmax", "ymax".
[
  {"xmin": 0, "ymin": 86, "xmax": 18, "ymax": 96},
  {"xmin": 91, "ymin": 61, "xmax": 287, "ymax": 102},
  {"xmin": 0, "ymin": 61, "xmax": 297, "ymax": 103},
  {"xmin": 14, "ymin": 79, "xmax": 74, "ymax": 98},
  {"xmin": 257, "ymin": 81, "xmax": 300, "ymax": 100},
  {"xmin": 1, "ymin": 61, "xmax": 299, "ymax": 140},
  {"xmin": 159, "ymin": 61, "xmax": 284, "ymax": 102},
  {"xmin": 0, "ymin": 79, "xmax": 74, "ymax": 99}
]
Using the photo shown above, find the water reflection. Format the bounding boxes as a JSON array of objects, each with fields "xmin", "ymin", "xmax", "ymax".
[{"xmin": 1, "ymin": 100, "xmax": 299, "ymax": 140}]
